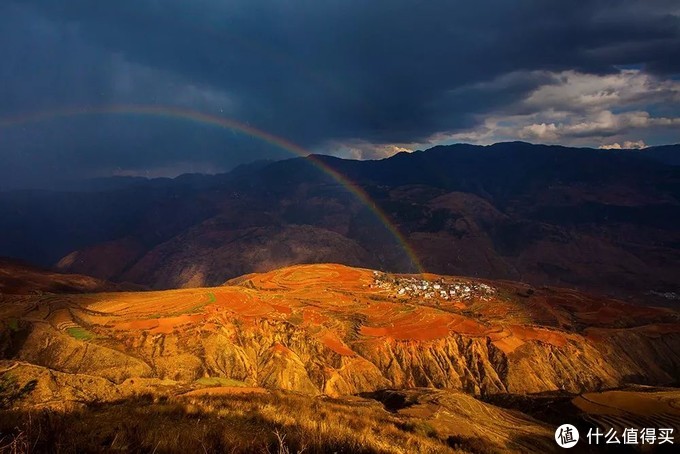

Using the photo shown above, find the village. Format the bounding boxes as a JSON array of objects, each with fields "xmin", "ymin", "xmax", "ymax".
[
  {"xmin": 650, "ymin": 290, "xmax": 680, "ymax": 301},
  {"xmin": 370, "ymin": 271, "xmax": 496, "ymax": 303}
]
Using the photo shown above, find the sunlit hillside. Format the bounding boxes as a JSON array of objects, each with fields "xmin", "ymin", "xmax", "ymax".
[{"xmin": 1, "ymin": 263, "xmax": 679, "ymax": 452}]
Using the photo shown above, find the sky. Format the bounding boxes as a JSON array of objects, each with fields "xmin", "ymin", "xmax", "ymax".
[{"xmin": 1, "ymin": 1, "xmax": 679, "ymax": 188}]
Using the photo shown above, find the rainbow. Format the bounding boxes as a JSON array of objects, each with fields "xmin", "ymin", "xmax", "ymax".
[{"xmin": 0, "ymin": 105, "xmax": 423, "ymax": 273}]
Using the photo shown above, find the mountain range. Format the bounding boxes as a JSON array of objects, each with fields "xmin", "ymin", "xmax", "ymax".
[{"xmin": 1, "ymin": 141, "xmax": 679, "ymax": 306}]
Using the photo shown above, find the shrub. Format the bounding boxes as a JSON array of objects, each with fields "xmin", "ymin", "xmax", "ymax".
[{"xmin": 0, "ymin": 376, "xmax": 37, "ymax": 409}]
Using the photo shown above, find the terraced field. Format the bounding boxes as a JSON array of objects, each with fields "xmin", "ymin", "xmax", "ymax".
[{"xmin": 574, "ymin": 389, "xmax": 680, "ymax": 435}]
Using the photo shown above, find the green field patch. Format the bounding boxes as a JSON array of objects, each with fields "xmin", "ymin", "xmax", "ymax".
[
  {"xmin": 397, "ymin": 304, "xmax": 417, "ymax": 313},
  {"xmin": 286, "ymin": 311, "xmax": 303, "ymax": 325},
  {"xmin": 194, "ymin": 377, "xmax": 247, "ymax": 387},
  {"xmin": 143, "ymin": 314, "xmax": 163, "ymax": 319},
  {"xmin": 178, "ymin": 292, "xmax": 216, "ymax": 315},
  {"xmin": 7, "ymin": 319, "xmax": 19, "ymax": 332},
  {"xmin": 306, "ymin": 325, "xmax": 323, "ymax": 335},
  {"xmin": 66, "ymin": 327, "xmax": 95, "ymax": 341}
]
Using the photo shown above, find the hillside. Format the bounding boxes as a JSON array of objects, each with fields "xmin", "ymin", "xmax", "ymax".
[
  {"xmin": 0, "ymin": 258, "xmax": 136, "ymax": 294},
  {"xmin": 2, "ymin": 264, "xmax": 678, "ymax": 397}
]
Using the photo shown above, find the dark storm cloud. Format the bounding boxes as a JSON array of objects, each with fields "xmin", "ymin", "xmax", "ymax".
[{"xmin": 1, "ymin": 1, "xmax": 679, "ymax": 187}]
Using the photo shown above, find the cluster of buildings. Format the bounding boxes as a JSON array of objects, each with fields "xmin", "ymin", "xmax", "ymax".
[
  {"xmin": 371, "ymin": 271, "xmax": 495, "ymax": 302},
  {"xmin": 650, "ymin": 290, "xmax": 680, "ymax": 301}
]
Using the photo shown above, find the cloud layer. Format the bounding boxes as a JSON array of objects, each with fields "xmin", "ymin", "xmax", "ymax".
[{"xmin": 1, "ymin": 1, "xmax": 679, "ymax": 186}]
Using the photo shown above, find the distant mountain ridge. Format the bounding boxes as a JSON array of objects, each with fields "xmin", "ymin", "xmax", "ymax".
[
  {"xmin": 1, "ymin": 142, "xmax": 679, "ymax": 304},
  {"xmin": 642, "ymin": 144, "xmax": 680, "ymax": 166}
]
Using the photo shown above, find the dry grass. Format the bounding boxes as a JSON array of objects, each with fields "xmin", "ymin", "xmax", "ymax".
[{"xmin": 0, "ymin": 392, "xmax": 459, "ymax": 454}]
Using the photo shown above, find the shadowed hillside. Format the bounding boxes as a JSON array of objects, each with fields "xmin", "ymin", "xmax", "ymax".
[
  {"xmin": 1, "ymin": 142, "xmax": 679, "ymax": 304},
  {"xmin": 0, "ymin": 258, "xmax": 138, "ymax": 294}
]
